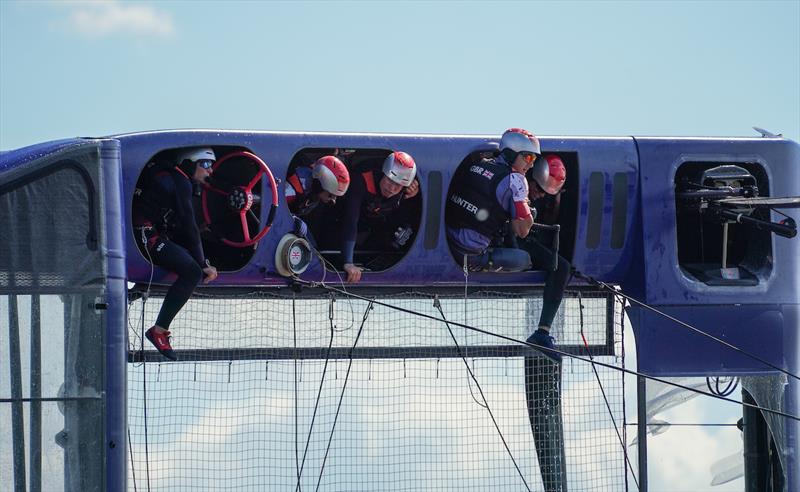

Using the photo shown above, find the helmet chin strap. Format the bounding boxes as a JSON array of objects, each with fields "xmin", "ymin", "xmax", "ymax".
[
  {"xmin": 500, "ymin": 148, "xmax": 518, "ymax": 165},
  {"xmin": 177, "ymin": 159, "xmax": 197, "ymax": 178},
  {"xmin": 310, "ymin": 178, "xmax": 324, "ymax": 196}
]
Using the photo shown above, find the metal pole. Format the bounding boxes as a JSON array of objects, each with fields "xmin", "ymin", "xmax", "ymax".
[
  {"xmin": 8, "ymin": 294, "xmax": 27, "ymax": 492},
  {"xmin": 721, "ymin": 223, "xmax": 729, "ymax": 269},
  {"xmin": 742, "ymin": 389, "xmax": 769, "ymax": 491},
  {"xmin": 637, "ymin": 376, "xmax": 648, "ymax": 492},
  {"xmin": 30, "ymin": 294, "xmax": 42, "ymax": 492}
]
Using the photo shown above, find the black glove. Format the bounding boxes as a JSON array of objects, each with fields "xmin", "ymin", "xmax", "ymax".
[
  {"xmin": 391, "ymin": 225, "xmax": 413, "ymax": 249},
  {"xmin": 292, "ymin": 216, "xmax": 308, "ymax": 238}
]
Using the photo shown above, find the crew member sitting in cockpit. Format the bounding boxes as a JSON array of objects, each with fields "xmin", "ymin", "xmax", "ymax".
[
  {"xmin": 445, "ymin": 128, "xmax": 539, "ymax": 272},
  {"xmin": 285, "ymin": 155, "xmax": 350, "ymax": 241},
  {"xmin": 336, "ymin": 151, "xmax": 420, "ymax": 283},
  {"xmin": 132, "ymin": 147, "xmax": 219, "ymax": 361}
]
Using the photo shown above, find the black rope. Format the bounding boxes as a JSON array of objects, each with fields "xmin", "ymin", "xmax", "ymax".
[
  {"xmin": 293, "ymin": 295, "xmax": 301, "ymax": 491},
  {"xmin": 296, "ymin": 295, "xmax": 337, "ymax": 491},
  {"xmin": 295, "ymin": 279, "xmax": 800, "ymax": 422},
  {"xmin": 315, "ymin": 300, "xmax": 374, "ymax": 491},
  {"xmin": 461, "ymin": 255, "xmax": 488, "ymax": 409},
  {"xmin": 128, "ymin": 426, "xmax": 138, "ymax": 492},
  {"xmin": 137, "ymin": 227, "xmax": 156, "ymax": 492},
  {"xmin": 707, "ymin": 376, "xmax": 739, "ymax": 397},
  {"xmin": 139, "ymin": 297, "xmax": 152, "ymax": 492},
  {"xmin": 571, "ymin": 270, "xmax": 800, "ymax": 383},
  {"xmin": 577, "ymin": 291, "xmax": 639, "ymax": 489},
  {"xmin": 626, "ymin": 422, "xmax": 740, "ymax": 427},
  {"xmin": 435, "ymin": 296, "xmax": 531, "ymax": 492}
]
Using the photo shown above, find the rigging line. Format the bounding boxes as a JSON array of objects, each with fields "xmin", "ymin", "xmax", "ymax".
[
  {"xmin": 296, "ymin": 296, "xmax": 337, "ymax": 491},
  {"xmin": 139, "ymin": 227, "xmax": 156, "ymax": 492},
  {"xmin": 139, "ymin": 296, "xmax": 152, "ymax": 492},
  {"xmin": 435, "ymin": 297, "xmax": 531, "ymax": 492},
  {"xmin": 296, "ymin": 280, "xmax": 800, "ymax": 422},
  {"xmin": 309, "ymin": 247, "xmax": 355, "ymax": 332},
  {"xmin": 571, "ymin": 270, "xmax": 800, "ymax": 383},
  {"xmin": 618, "ymin": 294, "xmax": 631, "ymax": 492},
  {"xmin": 577, "ymin": 291, "xmax": 639, "ymax": 490},
  {"xmin": 293, "ymin": 295, "xmax": 301, "ymax": 492},
  {"xmin": 462, "ymin": 254, "xmax": 487, "ymax": 409},
  {"xmin": 128, "ymin": 427, "xmax": 138, "ymax": 492},
  {"xmin": 625, "ymin": 423, "xmax": 741, "ymax": 427},
  {"xmin": 773, "ymin": 207, "xmax": 792, "ymax": 220},
  {"xmin": 127, "ymin": 300, "xmax": 144, "ymax": 358},
  {"xmin": 315, "ymin": 300, "xmax": 374, "ymax": 492}
]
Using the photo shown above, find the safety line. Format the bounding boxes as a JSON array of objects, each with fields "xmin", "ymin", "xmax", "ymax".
[
  {"xmin": 572, "ymin": 270, "xmax": 800, "ymax": 383},
  {"xmin": 128, "ymin": 426, "xmax": 138, "ymax": 492},
  {"xmin": 139, "ymin": 297, "xmax": 152, "ymax": 492},
  {"xmin": 293, "ymin": 295, "xmax": 301, "ymax": 491},
  {"xmin": 295, "ymin": 279, "xmax": 800, "ymax": 423},
  {"xmin": 295, "ymin": 297, "xmax": 338, "ymax": 491},
  {"xmin": 625, "ymin": 423, "xmax": 740, "ymax": 427},
  {"xmin": 577, "ymin": 291, "xmax": 639, "ymax": 489},
  {"xmin": 315, "ymin": 300, "xmax": 374, "ymax": 491},
  {"xmin": 461, "ymin": 255, "xmax": 488, "ymax": 409},
  {"xmin": 435, "ymin": 297, "xmax": 531, "ymax": 492},
  {"xmin": 138, "ymin": 228, "xmax": 156, "ymax": 492}
]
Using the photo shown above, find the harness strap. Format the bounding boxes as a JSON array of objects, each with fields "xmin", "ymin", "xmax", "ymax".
[
  {"xmin": 362, "ymin": 171, "xmax": 377, "ymax": 195},
  {"xmin": 287, "ymin": 173, "xmax": 304, "ymax": 195}
]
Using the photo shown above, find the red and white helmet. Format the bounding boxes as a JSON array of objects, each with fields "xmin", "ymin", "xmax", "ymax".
[
  {"xmin": 312, "ymin": 155, "xmax": 350, "ymax": 196},
  {"xmin": 530, "ymin": 154, "xmax": 567, "ymax": 195},
  {"xmin": 499, "ymin": 128, "xmax": 541, "ymax": 156},
  {"xmin": 382, "ymin": 151, "xmax": 417, "ymax": 187}
]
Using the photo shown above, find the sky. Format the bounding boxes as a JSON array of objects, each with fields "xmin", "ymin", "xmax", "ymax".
[
  {"xmin": 1, "ymin": 0, "xmax": 799, "ymax": 150},
  {"xmin": 1, "ymin": 1, "xmax": 797, "ymax": 491}
]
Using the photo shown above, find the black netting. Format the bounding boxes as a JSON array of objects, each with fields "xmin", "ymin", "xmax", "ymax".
[{"xmin": 127, "ymin": 289, "xmax": 627, "ymax": 491}]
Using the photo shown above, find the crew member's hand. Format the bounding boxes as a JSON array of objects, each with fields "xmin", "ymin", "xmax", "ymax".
[
  {"xmin": 202, "ymin": 265, "xmax": 218, "ymax": 284},
  {"xmin": 343, "ymin": 263, "xmax": 362, "ymax": 283},
  {"xmin": 404, "ymin": 179, "xmax": 420, "ymax": 199}
]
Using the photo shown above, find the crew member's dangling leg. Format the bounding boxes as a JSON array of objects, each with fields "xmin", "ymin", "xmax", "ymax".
[
  {"xmin": 525, "ymin": 355, "xmax": 567, "ymax": 491},
  {"xmin": 144, "ymin": 236, "xmax": 203, "ymax": 361}
]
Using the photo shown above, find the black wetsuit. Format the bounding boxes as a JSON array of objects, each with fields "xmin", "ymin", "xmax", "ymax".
[
  {"xmin": 522, "ymin": 193, "xmax": 571, "ymax": 328},
  {"xmin": 133, "ymin": 166, "xmax": 205, "ymax": 329},
  {"xmin": 338, "ymin": 163, "xmax": 408, "ymax": 265}
]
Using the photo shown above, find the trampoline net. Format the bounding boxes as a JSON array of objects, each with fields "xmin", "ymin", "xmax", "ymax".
[{"xmin": 127, "ymin": 289, "xmax": 627, "ymax": 491}]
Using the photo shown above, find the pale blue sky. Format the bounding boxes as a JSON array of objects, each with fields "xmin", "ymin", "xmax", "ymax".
[{"xmin": 1, "ymin": 0, "xmax": 798, "ymax": 150}]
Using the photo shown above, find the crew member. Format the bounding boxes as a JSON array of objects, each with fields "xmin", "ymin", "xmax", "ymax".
[
  {"xmin": 445, "ymin": 128, "xmax": 540, "ymax": 272},
  {"xmin": 132, "ymin": 147, "xmax": 219, "ymax": 360}
]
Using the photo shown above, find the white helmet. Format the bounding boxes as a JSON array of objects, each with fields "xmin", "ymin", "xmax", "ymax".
[
  {"xmin": 499, "ymin": 128, "xmax": 541, "ymax": 155},
  {"xmin": 312, "ymin": 155, "xmax": 350, "ymax": 196},
  {"xmin": 177, "ymin": 147, "xmax": 216, "ymax": 165},
  {"xmin": 382, "ymin": 151, "xmax": 417, "ymax": 187}
]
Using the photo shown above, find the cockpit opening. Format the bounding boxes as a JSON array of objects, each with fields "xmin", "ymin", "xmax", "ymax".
[
  {"xmin": 132, "ymin": 145, "xmax": 268, "ymax": 273},
  {"xmin": 285, "ymin": 147, "xmax": 423, "ymax": 275},
  {"xmin": 675, "ymin": 161, "xmax": 773, "ymax": 285},
  {"xmin": 444, "ymin": 148, "xmax": 579, "ymax": 271}
]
